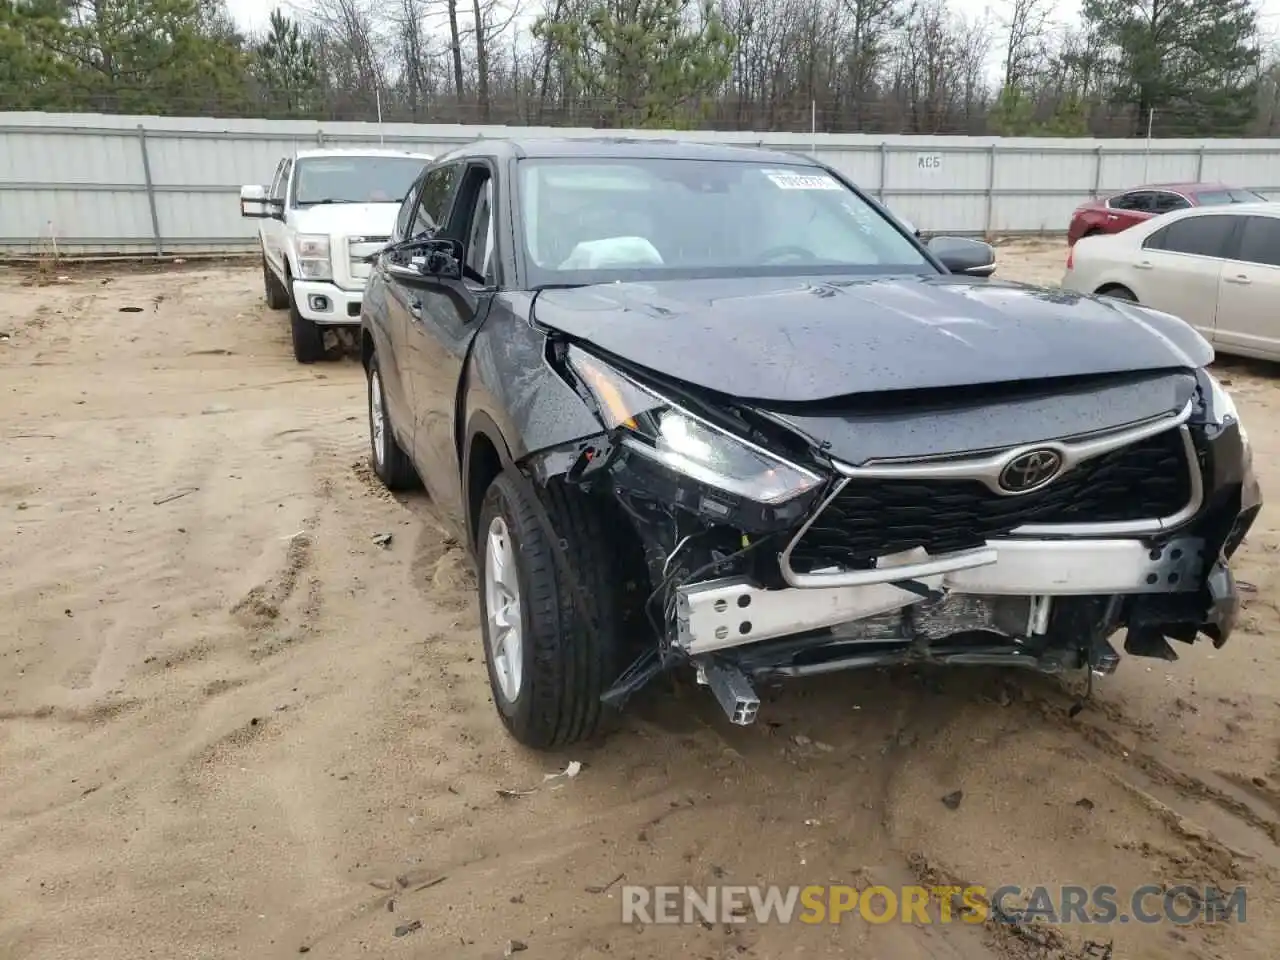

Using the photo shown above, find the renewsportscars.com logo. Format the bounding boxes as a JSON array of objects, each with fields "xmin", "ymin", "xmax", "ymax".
[{"xmin": 621, "ymin": 884, "xmax": 1248, "ymax": 926}]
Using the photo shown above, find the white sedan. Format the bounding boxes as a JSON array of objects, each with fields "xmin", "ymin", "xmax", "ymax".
[{"xmin": 1062, "ymin": 200, "xmax": 1280, "ymax": 361}]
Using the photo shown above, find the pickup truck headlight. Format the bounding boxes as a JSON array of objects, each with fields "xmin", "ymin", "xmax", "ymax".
[
  {"xmin": 296, "ymin": 234, "xmax": 332, "ymax": 281},
  {"xmin": 567, "ymin": 346, "xmax": 822, "ymax": 505}
]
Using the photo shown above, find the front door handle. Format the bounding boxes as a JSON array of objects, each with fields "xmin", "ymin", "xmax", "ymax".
[
  {"xmin": 1224, "ymin": 274, "xmax": 1251, "ymax": 285},
  {"xmin": 1106, "ymin": 214, "xmax": 1119, "ymax": 220},
  {"xmin": 1134, "ymin": 260, "xmax": 1153, "ymax": 270}
]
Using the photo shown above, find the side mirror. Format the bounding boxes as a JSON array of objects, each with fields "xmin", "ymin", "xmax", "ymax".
[
  {"xmin": 385, "ymin": 238, "xmax": 464, "ymax": 282},
  {"xmin": 241, "ymin": 185, "xmax": 268, "ymax": 218},
  {"xmin": 241, "ymin": 185, "xmax": 284, "ymax": 220},
  {"xmin": 928, "ymin": 236, "xmax": 996, "ymax": 278}
]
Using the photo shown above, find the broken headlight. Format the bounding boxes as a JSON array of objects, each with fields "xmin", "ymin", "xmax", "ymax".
[
  {"xmin": 567, "ymin": 346, "xmax": 823, "ymax": 505},
  {"xmin": 1205, "ymin": 371, "xmax": 1248, "ymax": 445}
]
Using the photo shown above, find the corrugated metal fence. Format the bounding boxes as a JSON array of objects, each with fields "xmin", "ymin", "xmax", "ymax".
[{"xmin": 2, "ymin": 111, "xmax": 1280, "ymax": 256}]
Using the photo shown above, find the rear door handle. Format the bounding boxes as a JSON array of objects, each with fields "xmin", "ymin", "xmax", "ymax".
[
  {"xmin": 1225, "ymin": 274, "xmax": 1251, "ymax": 285},
  {"xmin": 1106, "ymin": 214, "xmax": 1119, "ymax": 220},
  {"xmin": 1134, "ymin": 260, "xmax": 1153, "ymax": 270}
]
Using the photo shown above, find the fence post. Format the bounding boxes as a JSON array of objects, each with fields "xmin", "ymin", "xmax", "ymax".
[
  {"xmin": 136, "ymin": 124, "xmax": 163, "ymax": 257},
  {"xmin": 984, "ymin": 143, "xmax": 997, "ymax": 236},
  {"xmin": 317, "ymin": 128, "xmax": 325, "ymax": 146},
  {"xmin": 1092, "ymin": 145, "xmax": 1103, "ymax": 199},
  {"xmin": 877, "ymin": 141, "xmax": 888, "ymax": 201},
  {"xmin": 1195, "ymin": 144, "xmax": 1206, "ymax": 181}
]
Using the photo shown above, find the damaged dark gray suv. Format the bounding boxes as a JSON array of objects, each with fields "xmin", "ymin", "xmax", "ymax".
[{"xmin": 359, "ymin": 137, "xmax": 1260, "ymax": 749}]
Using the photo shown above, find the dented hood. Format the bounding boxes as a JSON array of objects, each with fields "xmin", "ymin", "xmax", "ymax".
[{"xmin": 531, "ymin": 275, "xmax": 1213, "ymax": 403}]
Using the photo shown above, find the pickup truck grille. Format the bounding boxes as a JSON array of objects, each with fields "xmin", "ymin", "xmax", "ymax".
[
  {"xmin": 788, "ymin": 426, "xmax": 1194, "ymax": 573},
  {"xmin": 346, "ymin": 236, "xmax": 388, "ymax": 282}
]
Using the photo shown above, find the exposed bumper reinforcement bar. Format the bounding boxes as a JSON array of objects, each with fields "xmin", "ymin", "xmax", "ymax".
[{"xmin": 676, "ymin": 536, "xmax": 1205, "ymax": 656}]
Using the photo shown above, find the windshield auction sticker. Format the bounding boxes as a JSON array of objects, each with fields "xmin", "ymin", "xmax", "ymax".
[{"xmin": 765, "ymin": 171, "xmax": 842, "ymax": 191}]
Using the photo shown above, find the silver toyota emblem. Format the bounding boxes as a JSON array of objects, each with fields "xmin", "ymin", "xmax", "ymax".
[{"xmin": 998, "ymin": 448, "xmax": 1063, "ymax": 493}]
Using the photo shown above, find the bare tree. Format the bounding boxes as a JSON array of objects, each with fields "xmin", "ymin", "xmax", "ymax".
[{"xmin": 1001, "ymin": 0, "xmax": 1050, "ymax": 91}]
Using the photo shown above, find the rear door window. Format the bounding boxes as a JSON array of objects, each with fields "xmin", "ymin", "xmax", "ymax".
[
  {"xmin": 1144, "ymin": 215, "xmax": 1238, "ymax": 258},
  {"xmin": 1109, "ymin": 191, "xmax": 1154, "ymax": 212},
  {"xmin": 1194, "ymin": 189, "xmax": 1267, "ymax": 205},
  {"xmin": 273, "ymin": 159, "xmax": 292, "ymax": 202},
  {"xmin": 1150, "ymin": 192, "xmax": 1190, "ymax": 214},
  {"xmin": 1235, "ymin": 216, "xmax": 1280, "ymax": 268},
  {"xmin": 267, "ymin": 159, "xmax": 286, "ymax": 197}
]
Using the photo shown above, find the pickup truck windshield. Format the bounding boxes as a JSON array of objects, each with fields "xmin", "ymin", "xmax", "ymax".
[
  {"xmin": 292, "ymin": 156, "xmax": 426, "ymax": 206},
  {"xmin": 517, "ymin": 157, "xmax": 932, "ymax": 283}
]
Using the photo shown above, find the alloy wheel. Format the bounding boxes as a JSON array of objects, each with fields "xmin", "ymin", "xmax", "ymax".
[{"xmin": 484, "ymin": 515, "xmax": 524, "ymax": 703}]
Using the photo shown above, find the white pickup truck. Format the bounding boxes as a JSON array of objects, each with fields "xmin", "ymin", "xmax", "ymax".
[{"xmin": 240, "ymin": 147, "xmax": 433, "ymax": 362}]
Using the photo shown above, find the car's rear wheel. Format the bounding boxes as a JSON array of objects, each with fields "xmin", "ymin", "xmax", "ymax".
[
  {"xmin": 262, "ymin": 254, "xmax": 289, "ymax": 310},
  {"xmin": 477, "ymin": 473, "xmax": 625, "ymax": 749},
  {"xmin": 366, "ymin": 354, "xmax": 417, "ymax": 490},
  {"xmin": 287, "ymin": 274, "xmax": 326, "ymax": 364},
  {"xmin": 1096, "ymin": 284, "xmax": 1137, "ymax": 302}
]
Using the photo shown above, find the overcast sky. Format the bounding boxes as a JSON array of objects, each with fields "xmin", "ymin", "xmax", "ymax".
[{"xmin": 224, "ymin": 0, "xmax": 1280, "ymax": 73}]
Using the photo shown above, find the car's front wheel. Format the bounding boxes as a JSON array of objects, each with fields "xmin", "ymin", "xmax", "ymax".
[
  {"xmin": 286, "ymin": 271, "xmax": 326, "ymax": 364},
  {"xmin": 477, "ymin": 473, "xmax": 625, "ymax": 749},
  {"xmin": 262, "ymin": 254, "xmax": 289, "ymax": 310},
  {"xmin": 367, "ymin": 354, "xmax": 417, "ymax": 490}
]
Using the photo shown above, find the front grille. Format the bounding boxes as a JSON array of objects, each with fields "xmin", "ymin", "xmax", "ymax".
[{"xmin": 789, "ymin": 427, "xmax": 1194, "ymax": 573}]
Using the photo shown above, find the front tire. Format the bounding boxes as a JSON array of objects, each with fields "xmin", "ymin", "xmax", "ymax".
[
  {"xmin": 288, "ymin": 278, "xmax": 326, "ymax": 364},
  {"xmin": 367, "ymin": 354, "xmax": 417, "ymax": 490},
  {"xmin": 263, "ymin": 254, "xmax": 289, "ymax": 310},
  {"xmin": 477, "ymin": 473, "xmax": 625, "ymax": 749}
]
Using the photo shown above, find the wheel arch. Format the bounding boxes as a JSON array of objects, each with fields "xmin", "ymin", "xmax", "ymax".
[
  {"xmin": 1094, "ymin": 282, "xmax": 1138, "ymax": 301},
  {"xmin": 463, "ymin": 413, "xmax": 517, "ymax": 551}
]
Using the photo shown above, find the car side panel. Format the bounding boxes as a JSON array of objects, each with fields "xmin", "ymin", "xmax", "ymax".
[
  {"xmin": 361, "ymin": 272, "xmax": 413, "ymax": 451},
  {"xmin": 1128, "ymin": 251, "xmax": 1224, "ymax": 338},
  {"xmin": 1214, "ymin": 262, "xmax": 1280, "ymax": 361},
  {"xmin": 264, "ymin": 159, "xmax": 292, "ymax": 278},
  {"xmin": 1068, "ymin": 204, "xmax": 1109, "ymax": 244},
  {"xmin": 1103, "ymin": 208, "xmax": 1152, "ymax": 235},
  {"xmin": 463, "ymin": 297, "xmax": 605, "ymax": 468}
]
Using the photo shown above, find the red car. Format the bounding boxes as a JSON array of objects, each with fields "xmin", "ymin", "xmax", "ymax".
[{"xmin": 1067, "ymin": 182, "xmax": 1266, "ymax": 245}]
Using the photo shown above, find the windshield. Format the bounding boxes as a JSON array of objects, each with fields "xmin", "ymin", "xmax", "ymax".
[
  {"xmin": 292, "ymin": 156, "xmax": 426, "ymax": 206},
  {"xmin": 1195, "ymin": 189, "xmax": 1266, "ymax": 205},
  {"xmin": 517, "ymin": 157, "xmax": 933, "ymax": 285}
]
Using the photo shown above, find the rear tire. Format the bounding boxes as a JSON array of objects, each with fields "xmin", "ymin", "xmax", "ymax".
[
  {"xmin": 263, "ymin": 254, "xmax": 289, "ymax": 310},
  {"xmin": 366, "ymin": 353, "xmax": 417, "ymax": 490},
  {"xmin": 477, "ymin": 473, "xmax": 625, "ymax": 749},
  {"xmin": 1096, "ymin": 284, "xmax": 1137, "ymax": 302},
  {"xmin": 287, "ymin": 275, "xmax": 326, "ymax": 364}
]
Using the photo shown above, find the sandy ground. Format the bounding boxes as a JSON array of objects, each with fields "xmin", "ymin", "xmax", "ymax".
[{"xmin": 3, "ymin": 243, "xmax": 1280, "ymax": 960}]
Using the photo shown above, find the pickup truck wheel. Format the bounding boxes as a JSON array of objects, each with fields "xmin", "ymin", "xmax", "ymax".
[
  {"xmin": 367, "ymin": 356, "xmax": 417, "ymax": 490},
  {"xmin": 478, "ymin": 473, "xmax": 624, "ymax": 749},
  {"xmin": 288, "ymin": 285, "xmax": 326, "ymax": 364},
  {"xmin": 262, "ymin": 256, "xmax": 289, "ymax": 310}
]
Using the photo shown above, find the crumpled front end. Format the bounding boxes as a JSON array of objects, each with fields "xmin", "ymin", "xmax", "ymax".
[{"xmin": 527, "ymin": 343, "xmax": 1260, "ymax": 726}]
